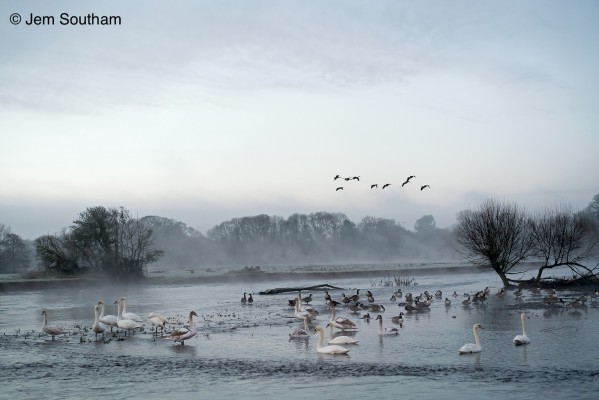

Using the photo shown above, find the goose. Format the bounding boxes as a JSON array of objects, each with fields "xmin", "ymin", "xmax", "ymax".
[
  {"xmin": 349, "ymin": 289, "xmax": 361, "ymax": 302},
  {"xmin": 459, "ymin": 323, "xmax": 484, "ymax": 354},
  {"xmin": 97, "ymin": 300, "xmax": 118, "ymax": 332},
  {"xmin": 348, "ymin": 302, "xmax": 364, "ymax": 313},
  {"xmin": 382, "ymin": 183, "xmax": 391, "ymax": 189},
  {"xmin": 420, "ymin": 185, "xmax": 430, "ymax": 191},
  {"xmin": 241, "ymin": 292, "xmax": 247, "ymax": 303},
  {"xmin": 288, "ymin": 298, "xmax": 297, "ymax": 307},
  {"xmin": 41, "ymin": 310, "xmax": 64, "ymax": 340},
  {"xmin": 118, "ymin": 298, "xmax": 143, "ymax": 322},
  {"xmin": 389, "ymin": 294, "xmax": 397, "ymax": 302},
  {"xmin": 92, "ymin": 304, "xmax": 106, "ymax": 339},
  {"xmin": 289, "ymin": 317, "xmax": 310, "ymax": 339},
  {"xmin": 483, "ymin": 287, "xmax": 491, "ymax": 295},
  {"xmin": 366, "ymin": 291, "xmax": 375, "ymax": 303},
  {"xmin": 115, "ymin": 300, "xmax": 143, "ymax": 336},
  {"xmin": 359, "ymin": 313, "xmax": 371, "ymax": 321},
  {"xmin": 513, "ymin": 312, "xmax": 530, "ymax": 346},
  {"xmin": 391, "ymin": 312, "xmax": 404, "ymax": 326},
  {"xmin": 462, "ymin": 296, "xmax": 471, "ymax": 306},
  {"xmin": 591, "ymin": 288, "xmax": 599, "ymax": 302},
  {"xmin": 496, "ymin": 289, "xmax": 505, "ymax": 297},
  {"xmin": 329, "ymin": 306, "xmax": 357, "ymax": 330},
  {"xmin": 324, "ymin": 291, "xmax": 332, "ymax": 302},
  {"xmin": 376, "ymin": 315, "xmax": 398, "ymax": 335},
  {"xmin": 444, "ymin": 298, "xmax": 451, "ymax": 306},
  {"xmin": 301, "ymin": 294, "xmax": 313, "ymax": 304},
  {"xmin": 166, "ymin": 311, "xmax": 198, "ymax": 345},
  {"xmin": 341, "ymin": 293, "xmax": 352, "ymax": 305},
  {"xmin": 336, "ymin": 187, "xmax": 344, "ymax": 191},
  {"xmin": 369, "ymin": 304, "xmax": 385, "ymax": 312},
  {"xmin": 514, "ymin": 288, "xmax": 523, "ymax": 298},
  {"xmin": 248, "ymin": 293, "xmax": 254, "ymax": 304},
  {"xmin": 452, "ymin": 291, "xmax": 459, "ymax": 297},
  {"xmin": 371, "ymin": 184, "xmax": 378, "ymax": 189},
  {"xmin": 435, "ymin": 290, "xmax": 443, "ymax": 298},
  {"xmin": 334, "ymin": 175, "xmax": 341, "ymax": 180},
  {"xmin": 148, "ymin": 312, "xmax": 168, "ymax": 334},
  {"xmin": 326, "ymin": 323, "xmax": 358, "ymax": 344},
  {"xmin": 313, "ymin": 326, "xmax": 350, "ymax": 355}
]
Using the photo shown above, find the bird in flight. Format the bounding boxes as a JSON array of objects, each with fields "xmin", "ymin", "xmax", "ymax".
[
  {"xmin": 344, "ymin": 177, "xmax": 352, "ymax": 181},
  {"xmin": 352, "ymin": 176, "xmax": 360, "ymax": 181},
  {"xmin": 421, "ymin": 185, "xmax": 430, "ymax": 191},
  {"xmin": 334, "ymin": 175, "xmax": 341, "ymax": 180},
  {"xmin": 371, "ymin": 184, "xmax": 378, "ymax": 189},
  {"xmin": 382, "ymin": 183, "xmax": 391, "ymax": 189},
  {"xmin": 336, "ymin": 187, "xmax": 344, "ymax": 191},
  {"xmin": 402, "ymin": 175, "xmax": 415, "ymax": 187}
]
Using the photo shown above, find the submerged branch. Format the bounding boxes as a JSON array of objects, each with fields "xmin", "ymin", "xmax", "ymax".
[{"xmin": 259, "ymin": 284, "xmax": 345, "ymax": 295}]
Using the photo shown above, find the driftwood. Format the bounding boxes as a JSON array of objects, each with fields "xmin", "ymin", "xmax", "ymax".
[{"xmin": 259, "ymin": 283, "xmax": 345, "ymax": 295}]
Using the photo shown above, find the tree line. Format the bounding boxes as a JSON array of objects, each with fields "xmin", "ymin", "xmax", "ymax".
[{"xmin": 1, "ymin": 193, "xmax": 597, "ymax": 285}]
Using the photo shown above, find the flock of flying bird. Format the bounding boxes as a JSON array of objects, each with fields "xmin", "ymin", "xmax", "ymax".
[
  {"xmin": 333, "ymin": 174, "xmax": 429, "ymax": 192},
  {"xmin": 38, "ymin": 285, "xmax": 597, "ymax": 355}
]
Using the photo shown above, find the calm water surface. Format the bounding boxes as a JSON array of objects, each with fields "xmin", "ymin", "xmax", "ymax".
[{"xmin": 1, "ymin": 265, "xmax": 598, "ymax": 399}]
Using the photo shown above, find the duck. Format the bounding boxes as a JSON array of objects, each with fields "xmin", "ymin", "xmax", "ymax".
[
  {"xmin": 41, "ymin": 310, "xmax": 64, "ymax": 340},
  {"xmin": 91, "ymin": 304, "xmax": 106, "ymax": 339},
  {"xmin": 313, "ymin": 326, "xmax": 350, "ymax": 355},
  {"xmin": 97, "ymin": 300, "xmax": 118, "ymax": 332},
  {"xmin": 326, "ymin": 323, "xmax": 358, "ymax": 344},
  {"xmin": 459, "ymin": 323, "xmax": 483, "ymax": 354},
  {"xmin": 376, "ymin": 315, "xmax": 398, "ymax": 336},
  {"xmin": 513, "ymin": 312, "xmax": 530, "ymax": 346},
  {"xmin": 166, "ymin": 311, "xmax": 198, "ymax": 345},
  {"xmin": 329, "ymin": 306, "xmax": 357, "ymax": 330},
  {"xmin": 115, "ymin": 300, "xmax": 143, "ymax": 336},
  {"xmin": 118, "ymin": 298, "xmax": 143, "ymax": 322}
]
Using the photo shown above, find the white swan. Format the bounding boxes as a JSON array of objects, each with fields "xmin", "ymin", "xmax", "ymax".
[
  {"xmin": 326, "ymin": 323, "xmax": 358, "ymax": 344},
  {"xmin": 41, "ymin": 310, "xmax": 64, "ymax": 340},
  {"xmin": 115, "ymin": 300, "xmax": 143, "ymax": 336},
  {"xmin": 92, "ymin": 304, "xmax": 106, "ymax": 339},
  {"xmin": 376, "ymin": 315, "xmax": 398, "ymax": 336},
  {"xmin": 313, "ymin": 326, "xmax": 350, "ymax": 355},
  {"xmin": 459, "ymin": 323, "xmax": 483, "ymax": 354},
  {"xmin": 118, "ymin": 297, "xmax": 143, "ymax": 322},
  {"xmin": 329, "ymin": 306, "xmax": 357, "ymax": 330},
  {"xmin": 148, "ymin": 312, "xmax": 168, "ymax": 334},
  {"xmin": 513, "ymin": 312, "xmax": 530, "ymax": 345},
  {"xmin": 166, "ymin": 311, "xmax": 198, "ymax": 345},
  {"xmin": 97, "ymin": 300, "xmax": 118, "ymax": 332},
  {"xmin": 289, "ymin": 317, "xmax": 310, "ymax": 339},
  {"xmin": 295, "ymin": 295, "xmax": 314, "ymax": 322}
]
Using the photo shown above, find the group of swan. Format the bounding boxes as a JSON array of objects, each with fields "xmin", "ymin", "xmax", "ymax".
[{"xmin": 459, "ymin": 313, "xmax": 531, "ymax": 354}]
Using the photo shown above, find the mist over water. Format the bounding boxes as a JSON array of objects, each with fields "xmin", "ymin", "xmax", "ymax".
[{"xmin": 1, "ymin": 264, "xmax": 598, "ymax": 399}]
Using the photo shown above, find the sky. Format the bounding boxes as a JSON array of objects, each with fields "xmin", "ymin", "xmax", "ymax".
[{"xmin": 1, "ymin": 0, "xmax": 598, "ymax": 240}]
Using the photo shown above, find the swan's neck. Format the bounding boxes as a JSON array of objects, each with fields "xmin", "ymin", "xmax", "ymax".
[
  {"xmin": 116, "ymin": 303, "xmax": 122, "ymax": 321},
  {"xmin": 304, "ymin": 318, "xmax": 309, "ymax": 332},
  {"xmin": 330, "ymin": 307, "xmax": 336, "ymax": 321},
  {"xmin": 94, "ymin": 307, "xmax": 99, "ymax": 323},
  {"xmin": 473, "ymin": 327, "xmax": 481, "ymax": 346},
  {"xmin": 98, "ymin": 303, "xmax": 105, "ymax": 318},
  {"xmin": 521, "ymin": 315, "xmax": 527, "ymax": 336},
  {"xmin": 42, "ymin": 313, "xmax": 47, "ymax": 328},
  {"xmin": 188, "ymin": 312, "xmax": 195, "ymax": 326},
  {"xmin": 378, "ymin": 318, "xmax": 383, "ymax": 334},
  {"xmin": 317, "ymin": 329, "xmax": 324, "ymax": 349},
  {"xmin": 327, "ymin": 324, "xmax": 334, "ymax": 340},
  {"xmin": 121, "ymin": 300, "xmax": 127, "ymax": 314}
]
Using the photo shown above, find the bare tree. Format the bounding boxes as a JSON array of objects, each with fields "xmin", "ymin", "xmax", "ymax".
[
  {"xmin": 530, "ymin": 206, "xmax": 597, "ymax": 283},
  {"xmin": 455, "ymin": 199, "xmax": 533, "ymax": 287}
]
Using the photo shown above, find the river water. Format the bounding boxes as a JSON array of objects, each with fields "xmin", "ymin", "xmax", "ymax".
[{"xmin": 1, "ymin": 264, "xmax": 597, "ymax": 399}]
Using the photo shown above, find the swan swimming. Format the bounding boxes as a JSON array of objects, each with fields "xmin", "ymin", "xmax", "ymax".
[
  {"xmin": 329, "ymin": 306, "xmax": 357, "ymax": 330},
  {"xmin": 97, "ymin": 300, "xmax": 118, "ymax": 332},
  {"xmin": 41, "ymin": 310, "xmax": 64, "ymax": 340},
  {"xmin": 118, "ymin": 297, "xmax": 143, "ymax": 322},
  {"xmin": 513, "ymin": 312, "xmax": 530, "ymax": 345},
  {"xmin": 376, "ymin": 315, "xmax": 398, "ymax": 336},
  {"xmin": 326, "ymin": 323, "xmax": 358, "ymax": 344},
  {"xmin": 289, "ymin": 317, "xmax": 310, "ymax": 339},
  {"xmin": 92, "ymin": 304, "xmax": 106, "ymax": 339},
  {"xmin": 459, "ymin": 323, "xmax": 483, "ymax": 354},
  {"xmin": 115, "ymin": 300, "xmax": 143, "ymax": 336},
  {"xmin": 313, "ymin": 326, "xmax": 350, "ymax": 355},
  {"xmin": 166, "ymin": 311, "xmax": 198, "ymax": 345}
]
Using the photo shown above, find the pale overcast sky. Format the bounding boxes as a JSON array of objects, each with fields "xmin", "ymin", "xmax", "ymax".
[{"xmin": 1, "ymin": 0, "xmax": 598, "ymax": 239}]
